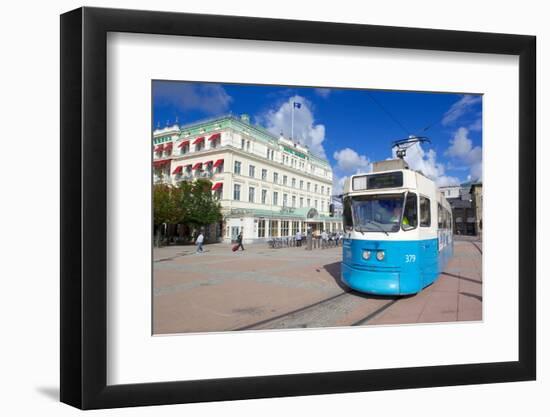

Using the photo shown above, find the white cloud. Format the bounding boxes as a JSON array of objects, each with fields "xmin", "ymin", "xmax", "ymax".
[
  {"xmin": 331, "ymin": 148, "xmax": 372, "ymax": 195},
  {"xmin": 261, "ymin": 95, "xmax": 327, "ymax": 157},
  {"xmin": 445, "ymin": 127, "xmax": 482, "ymax": 182},
  {"xmin": 332, "ymin": 175, "xmax": 349, "ymax": 195},
  {"xmin": 333, "ymin": 148, "xmax": 371, "ymax": 173},
  {"xmin": 314, "ymin": 88, "xmax": 331, "ymax": 98},
  {"xmin": 469, "ymin": 117, "xmax": 482, "ymax": 132},
  {"xmin": 394, "ymin": 143, "xmax": 460, "ymax": 187},
  {"xmin": 442, "ymin": 95, "xmax": 482, "ymax": 126}
]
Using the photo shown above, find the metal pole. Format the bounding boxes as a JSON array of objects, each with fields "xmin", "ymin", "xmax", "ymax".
[{"xmin": 291, "ymin": 103, "xmax": 294, "ymax": 140}]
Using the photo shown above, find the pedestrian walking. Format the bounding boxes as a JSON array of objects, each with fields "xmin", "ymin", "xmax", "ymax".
[
  {"xmin": 295, "ymin": 230, "xmax": 302, "ymax": 247},
  {"xmin": 236, "ymin": 232, "xmax": 245, "ymax": 251},
  {"xmin": 195, "ymin": 231, "xmax": 204, "ymax": 253},
  {"xmin": 321, "ymin": 230, "xmax": 328, "ymax": 248}
]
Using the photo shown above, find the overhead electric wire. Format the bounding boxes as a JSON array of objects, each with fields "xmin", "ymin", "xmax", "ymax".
[
  {"xmin": 366, "ymin": 92, "xmax": 411, "ymax": 136},
  {"xmin": 414, "ymin": 95, "xmax": 474, "ymax": 136}
]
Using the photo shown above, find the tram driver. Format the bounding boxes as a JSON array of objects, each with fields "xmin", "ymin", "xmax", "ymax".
[{"xmin": 390, "ymin": 206, "xmax": 410, "ymax": 228}]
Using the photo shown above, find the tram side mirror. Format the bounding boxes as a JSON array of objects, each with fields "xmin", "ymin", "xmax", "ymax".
[{"xmin": 329, "ymin": 203, "xmax": 334, "ymax": 217}]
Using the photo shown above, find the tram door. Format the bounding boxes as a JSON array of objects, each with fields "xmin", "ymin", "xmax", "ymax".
[{"xmin": 419, "ymin": 195, "xmax": 438, "ymax": 286}]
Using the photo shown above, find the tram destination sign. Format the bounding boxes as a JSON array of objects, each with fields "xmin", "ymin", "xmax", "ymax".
[{"xmin": 352, "ymin": 172, "xmax": 404, "ymax": 191}]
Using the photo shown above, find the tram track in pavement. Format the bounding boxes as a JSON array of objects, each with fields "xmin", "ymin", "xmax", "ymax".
[
  {"xmin": 235, "ymin": 290, "xmax": 400, "ymax": 331},
  {"xmin": 470, "ymin": 241, "xmax": 483, "ymax": 254}
]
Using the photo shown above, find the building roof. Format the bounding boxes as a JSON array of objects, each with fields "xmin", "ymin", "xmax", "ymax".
[{"xmin": 154, "ymin": 114, "xmax": 330, "ymax": 168}]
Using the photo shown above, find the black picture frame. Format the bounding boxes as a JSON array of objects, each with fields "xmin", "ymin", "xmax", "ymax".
[{"xmin": 60, "ymin": 6, "xmax": 536, "ymax": 410}]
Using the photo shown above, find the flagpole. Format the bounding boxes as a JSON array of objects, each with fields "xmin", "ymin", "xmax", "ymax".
[{"xmin": 291, "ymin": 102, "xmax": 294, "ymax": 140}]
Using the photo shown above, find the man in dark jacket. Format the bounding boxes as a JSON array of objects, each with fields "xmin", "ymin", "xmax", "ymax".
[{"xmin": 236, "ymin": 232, "xmax": 245, "ymax": 251}]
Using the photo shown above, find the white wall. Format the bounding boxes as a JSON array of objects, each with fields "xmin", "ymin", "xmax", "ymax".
[{"xmin": 0, "ymin": 1, "xmax": 545, "ymax": 416}]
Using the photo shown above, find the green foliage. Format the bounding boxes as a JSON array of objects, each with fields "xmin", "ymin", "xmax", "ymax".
[
  {"xmin": 153, "ymin": 184, "xmax": 180, "ymax": 226},
  {"xmin": 153, "ymin": 180, "xmax": 222, "ymax": 229}
]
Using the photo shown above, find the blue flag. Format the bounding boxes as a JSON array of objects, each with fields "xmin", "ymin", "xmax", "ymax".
[{"xmin": 293, "ymin": 102, "xmax": 301, "ymax": 109}]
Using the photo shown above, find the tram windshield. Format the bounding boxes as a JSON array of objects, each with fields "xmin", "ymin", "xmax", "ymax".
[{"xmin": 350, "ymin": 193, "xmax": 406, "ymax": 233}]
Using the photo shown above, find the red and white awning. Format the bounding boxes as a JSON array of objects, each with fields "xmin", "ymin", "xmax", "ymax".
[
  {"xmin": 178, "ymin": 140, "xmax": 190, "ymax": 148},
  {"xmin": 192, "ymin": 162, "xmax": 203, "ymax": 170},
  {"xmin": 154, "ymin": 144, "xmax": 164, "ymax": 152},
  {"xmin": 208, "ymin": 133, "xmax": 221, "ymax": 141},
  {"xmin": 213, "ymin": 159, "xmax": 224, "ymax": 168},
  {"xmin": 164, "ymin": 143, "xmax": 173, "ymax": 150},
  {"xmin": 172, "ymin": 166, "xmax": 183, "ymax": 174},
  {"xmin": 153, "ymin": 159, "xmax": 170, "ymax": 167},
  {"xmin": 204, "ymin": 160, "xmax": 213, "ymax": 166},
  {"xmin": 192, "ymin": 136, "xmax": 205, "ymax": 145},
  {"xmin": 211, "ymin": 182, "xmax": 223, "ymax": 191}
]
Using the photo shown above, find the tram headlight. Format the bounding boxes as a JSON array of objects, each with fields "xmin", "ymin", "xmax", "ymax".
[
  {"xmin": 376, "ymin": 250, "xmax": 385, "ymax": 261},
  {"xmin": 362, "ymin": 250, "xmax": 371, "ymax": 260}
]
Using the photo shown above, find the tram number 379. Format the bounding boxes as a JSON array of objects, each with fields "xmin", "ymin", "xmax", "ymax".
[{"xmin": 405, "ymin": 254, "xmax": 416, "ymax": 263}]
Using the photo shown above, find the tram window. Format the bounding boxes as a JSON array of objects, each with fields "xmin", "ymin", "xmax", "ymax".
[
  {"xmin": 420, "ymin": 196, "xmax": 431, "ymax": 227},
  {"xmin": 402, "ymin": 192, "xmax": 418, "ymax": 231},
  {"xmin": 438, "ymin": 203, "xmax": 443, "ymax": 228},
  {"xmin": 343, "ymin": 197, "xmax": 353, "ymax": 230}
]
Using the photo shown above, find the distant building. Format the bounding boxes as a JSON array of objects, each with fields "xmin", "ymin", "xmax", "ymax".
[
  {"xmin": 152, "ymin": 114, "xmax": 342, "ymax": 243},
  {"xmin": 470, "ymin": 182, "xmax": 483, "ymax": 237},
  {"xmin": 445, "ymin": 182, "xmax": 482, "ymax": 236},
  {"xmin": 439, "ymin": 185, "xmax": 461, "ymax": 199}
]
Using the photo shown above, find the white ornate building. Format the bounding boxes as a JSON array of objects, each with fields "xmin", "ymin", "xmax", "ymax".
[{"xmin": 153, "ymin": 114, "xmax": 342, "ymax": 243}]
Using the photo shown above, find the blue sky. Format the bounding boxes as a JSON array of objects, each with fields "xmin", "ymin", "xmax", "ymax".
[{"xmin": 153, "ymin": 81, "xmax": 482, "ymax": 191}]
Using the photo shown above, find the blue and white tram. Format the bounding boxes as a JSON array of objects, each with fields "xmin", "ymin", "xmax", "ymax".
[{"xmin": 341, "ymin": 160, "xmax": 453, "ymax": 295}]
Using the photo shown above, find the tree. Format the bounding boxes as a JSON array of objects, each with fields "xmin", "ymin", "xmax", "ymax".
[
  {"xmin": 153, "ymin": 180, "xmax": 223, "ymax": 246},
  {"xmin": 175, "ymin": 179, "xmax": 222, "ymax": 232},
  {"xmin": 153, "ymin": 184, "xmax": 181, "ymax": 246}
]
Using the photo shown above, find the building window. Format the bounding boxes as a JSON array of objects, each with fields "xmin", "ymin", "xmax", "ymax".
[
  {"xmin": 211, "ymin": 139, "xmax": 220, "ymax": 149},
  {"xmin": 234, "ymin": 161, "xmax": 241, "ymax": 175},
  {"xmin": 327, "ymin": 187, "xmax": 331, "ymax": 196},
  {"xmin": 300, "ymin": 197, "xmax": 303, "ymax": 208},
  {"xmin": 249, "ymin": 165, "xmax": 255, "ymax": 178},
  {"xmin": 261, "ymin": 189, "xmax": 267, "ymax": 204},
  {"xmin": 270, "ymin": 220, "xmax": 279, "ymax": 237},
  {"xmin": 281, "ymin": 221, "xmax": 289, "ymax": 237},
  {"xmin": 292, "ymin": 195, "xmax": 296, "ymax": 207},
  {"xmin": 314, "ymin": 200, "xmax": 318, "ymax": 209},
  {"xmin": 273, "ymin": 172, "xmax": 279, "ymax": 184},
  {"xmin": 216, "ymin": 161, "xmax": 224, "ymax": 173},
  {"xmin": 291, "ymin": 178, "xmax": 296, "ymax": 188},
  {"xmin": 283, "ymin": 194, "xmax": 288, "ymax": 207},
  {"xmin": 249, "ymin": 187, "xmax": 255, "ymax": 203},
  {"xmin": 179, "ymin": 144, "xmax": 189, "ymax": 155},
  {"xmin": 261, "ymin": 169, "xmax": 267, "ymax": 181},
  {"xmin": 258, "ymin": 220, "xmax": 266, "ymax": 238},
  {"xmin": 246, "ymin": 140, "xmax": 250, "ymax": 151},
  {"xmin": 266, "ymin": 148, "xmax": 270, "ymax": 159},
  {"xmin": 299, "ymin": 180, "xmax": 303, "ymax": 189},
  {"xmin": 195, "ymin": 141, "xmax": 204, "ymax": 152},
  {"xmin": 292, "ymin": 221, "xmax": 299, "ymax": 235},
  {"xmin": 233, "ymin": 184, "xmax": 241, "ymax": 201},
  {"xmin": 241, "ymin": 138, "xmax": 245, "ymax": 149},
  {"xmin": 307, "ymin": 198, "xmax": 311, "ymax": 207},
  {"xmin": 314, "ymin": 184, "xmax": 318, "ymax": 193},
  {"xmin": 321, "ymin": 201, "xmax": 324, "ymax": 211},
  {"xmin": 283, "ymin": 175, "xmax": 287, "ymax": 186},
  {"xmin": 307, "ymin": 182, "xmax": 311, "ymax": 192},
  {"xmin": 321, "ymin": 186, "xmax": 324, "ymax": 194},
  {"xmin": 273, "ymin": 192, "xmax": 278, "ymax": 206},
  {"xmin": 420, "ymin": 196, "xmax": 431, "ymax": 227}
]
